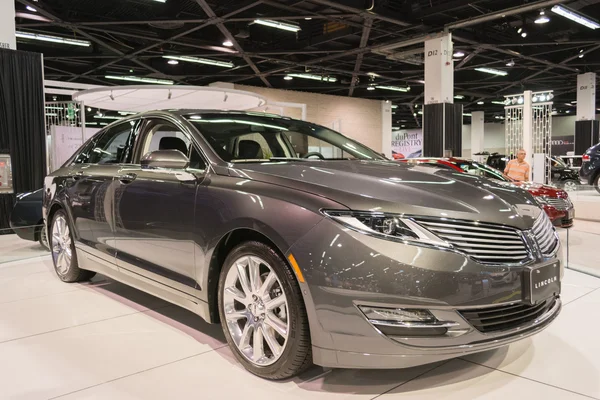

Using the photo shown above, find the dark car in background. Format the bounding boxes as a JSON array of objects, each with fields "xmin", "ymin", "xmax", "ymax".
[
  {"xmin": 43, "ymin": 110, "xmax": 561, "ymax": 379},
  {"xmin": 579, "ymin": 143, "xmax": 600, "ymax": 194},
  {"xmin": 486, "ymin": 153, "xmax": 580, "ymax": 191},
  {"xmin": 10, "ymin": 188, "xmax": 49, "ymax": 250},
  {"xmin": 402, "ymin": 158, "xmax": 574, "ymax": 228}
]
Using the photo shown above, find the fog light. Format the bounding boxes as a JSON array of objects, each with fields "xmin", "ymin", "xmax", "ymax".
[{"xmin": 358, "ymin": 306, "xmax": 435, "ymax": 323}]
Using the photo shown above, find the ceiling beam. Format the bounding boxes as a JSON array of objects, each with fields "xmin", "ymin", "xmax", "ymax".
[
  {"xmin": 306, "ymin": 0, "xmax": 412, "ymax": 27},
  {"xmin": 194, "ymin": 0, "xmax": 271, "ymax": 87},
  {"xmin": 348, "ymin": 18, "xmax": 373, "ymax": 97}
]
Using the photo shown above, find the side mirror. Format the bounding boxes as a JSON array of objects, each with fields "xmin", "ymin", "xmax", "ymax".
[{"xmin": 141, "ymin": 150, "xmax": 190, "ymax": 169}]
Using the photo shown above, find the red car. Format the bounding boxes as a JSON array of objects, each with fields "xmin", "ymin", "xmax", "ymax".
[{"xmin": 401, "ymin": 157, "xmax": 574, "ymax": 228}]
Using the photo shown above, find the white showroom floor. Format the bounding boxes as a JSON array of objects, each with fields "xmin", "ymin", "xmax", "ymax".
[{"xmin": 1, "ymin": 224, "xmax": 600, "ymax": 400}]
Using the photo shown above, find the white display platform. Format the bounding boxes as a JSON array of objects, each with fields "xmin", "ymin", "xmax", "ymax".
[
  {"xmin": 72, "ymin": 85, "xmax": 267, "ymax": 112},
  {"xmin": 571, "ymin": 189, "xmax": 600, "ymax": 222}
]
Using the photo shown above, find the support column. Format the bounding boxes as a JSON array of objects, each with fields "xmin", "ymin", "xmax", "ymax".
[
  {"xmin": 381, "ymin": 101, "xmax": 392, "ymax": 158},
  {"xmin": 522, "ymin": 90, "xmax": 534, "ymax": 181},
  {"xmin": 423, "ymin": 32, "xmax": 462, "ymax": 157},
  {"xmin": 0, "ymin": 0, "xmax": 16, "ymax": 49},
  {"xmin": 575, "ymin": 72, "xmax": 599, "ymax": 155},
  {"xmin": 471, "ymin": 111, "xmax": 484, "ymax": 159}
]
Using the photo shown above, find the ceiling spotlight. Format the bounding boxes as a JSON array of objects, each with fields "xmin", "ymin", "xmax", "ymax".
[
  {"xmin": 283, "ymin": 75, "xmax": 293, "ymax": 80},
  {"xmin": 454, "ymin": 95, "xmax": 465, "ymax": 99},
  {"xmin": 367, "ymin": 86, "xmax": 375, "ymax": 91},
  {"xmin": 505, "ymin": 99, "xmax": 511, "ymax": 105},
  {"xmin": 551, "ymin": 5, "xmax": 600, "ymax": 30},
  {"xmin": 167, "ymin": 59, "xmax": 179, "ymax": 65},
  {"xmin": 521, "ymin": 32, "xmax": 528, "ymax": 38},
  {"xmin": 535, "ymin": 10, "xmax": 550, "ymax": 24},
  {"xmin": 288, "ymin": 73, "xmax": 336, "ymax": 82},
  {"xmin": 518, "ymin": 97, "xmax": 524, "ymax": 104},
  {"xmin": 517, "ymin": 28, "xmax": 523, "ymax": 34},
  {"xmin": 532, "ymin": 95, "xmax": 538, "ymax": 102},
  {"xmin": 222, "ymin": 40, "xmax": 233, "ymax": 47},
  {"xmin": 86, "ymin": 107, "xmax": 92, "ymax": 112},
  {"xmin": 477, "ymin": 101, "xmax": 484, "ymax": 105},
  {"xmin": 539, "ymin": 94, "xmax": 546, "ymax": 102},
  {"xmin": 26, "ymin": 5, "xmax": 37, "ymax": 12},
  {"xmin": 453, "ymin": 51, "xmax": 465, "ymax": 58},
  {"xmin": 579, "ymin": 49, "xmax": 585, "ymax": 58},
  {"xmin": 566, "ymin": 110, "xmax": 571, "ymax": 113},
  {"xmin": 506, "ymin": 59, "xmax": 515, "ymax": 67},
  {"xmin": 547, "ymin": 93, "xmax": 554, "ymax": 100}
]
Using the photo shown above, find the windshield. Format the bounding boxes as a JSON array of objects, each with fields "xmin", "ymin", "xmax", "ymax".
[
  {"xmin": 184, "ymin": 113, "xmax": 385, "ymax": 163},
  {"xmin": 453, "ymin": 161, "xmax": 512, "ymax": 182}
]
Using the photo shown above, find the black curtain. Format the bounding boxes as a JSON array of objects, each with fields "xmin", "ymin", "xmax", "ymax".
[
  {"xmin": 575, "ymin": 120, "xmax": 600, "ymax": 156},
  {"xmin": 0, "ymin": 49, "xmax": 46, "ymax": 233}
]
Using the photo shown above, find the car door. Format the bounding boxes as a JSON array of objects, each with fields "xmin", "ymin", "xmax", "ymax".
[
  {"xmin": 65, "ymin": 120, "xmax": 140, "ymax": 264},
  {"xmin": 113, "ymin": 116, "xmax": 206, "ymax": 296}
]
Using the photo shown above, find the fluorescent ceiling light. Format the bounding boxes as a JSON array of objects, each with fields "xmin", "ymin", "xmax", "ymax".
[
  {"xmin": 105, "ymin": 75, "xmax": 173, "ymax": 85},
  {"xmin": 475, "ymin": 67, "xmax": 508, "ymax": 76},
  {"xmin": 453, "ymin": 51, "xmax": 465, "ymax": 57},
  {"xmin": 283, "ymin": 75, "xmax": 293, "ymax": 80},
  {"xmin": 375, "ymin": 85, "xmax": 410, "ymax": 92},
  {"xmin": 85, "ymin": 122, "xmax": 98, "ymax": 125},
  {"xmin": 118, "ymin": 111, "xmax": 136, "ymax": 115},
  {"xmin": 391, "ymin": 105, "xmax": 398, "ymax": 109},
  {"xmin": 288, "ymin": 73, "xmax": 336, "ymax": 82},
  {"xmin": 491, "ymin": 101, "xmax": 506, "ymax": 105},
  {"xmin": 535, "ymin": 11, "xmax": 550, "ymax": 24},
  {"xmin": 551, "ymin": 5, "xmax": 599, "ymax": 29},
  {"xmin": 26, "ymin": 5, "xmax": 37, "ymax": 12},
  {"xmin": 16, "ymin": 31, "xmax": 91, "ymax": 47},
  {"xmin": 222, "ymin": 40, "xmax": 233, "ymax": 47},
  {"xmin": 477, "ymin": 101, "xmax": 484, "ymax": 105},
  {"xmin": 454, "ymin": 95, "xmax": 464, "ymax": 99},
  {"xmin": 162, "ymin": 55, "xmax": 233, "ymax": 68},
  {"xmin": 94, "ymin": 115, "xmax": 123, "ymax": 120},
  {"xmin": 463, "ymin": 113, "xmax": 472, "ymax": 117},
  {"xmin": 254, "ymin": 19, "xmax": 301, "ymax": 32},
  {"xmin": 167, "ymin": 59, "xmax": 179, "ymax": 65}
]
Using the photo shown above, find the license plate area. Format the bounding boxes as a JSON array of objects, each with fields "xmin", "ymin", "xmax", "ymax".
[{"xmin": 523, "ymin": 261, "xmax": 561, "ymax": 305}]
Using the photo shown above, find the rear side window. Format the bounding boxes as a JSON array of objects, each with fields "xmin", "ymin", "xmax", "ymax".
[{"xmin": 88, "ymin": 122, "xmax": 134, "ymax": 165}]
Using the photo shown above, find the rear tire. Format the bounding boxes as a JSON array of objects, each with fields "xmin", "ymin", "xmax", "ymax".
[
  {"xmin": 37, "ymin": 224, "xmax": 49, "ymax": 251},
  {"xmin": 50, "ymin": 210, "xmax": 96, "ymax": 282},
  {"xmin": 594, "ymin": 174, "xmax": 600, "ymax": 195},
  {"xmin": 218, "ymin": 241, "xmax": 312, "ymax": 380},
  {"xmin": 561, "ymin": 179, "xmax": 578, "ymax": 192}
]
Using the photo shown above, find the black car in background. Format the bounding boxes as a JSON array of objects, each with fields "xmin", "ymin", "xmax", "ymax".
[
  {"xmin": 10, "ymin": 188, "xmax": 49, "ymax": 250},
  {"xmin": 580, "ymin": 142, "xmax": 600, "ymax": 194},
  {"xmin": 486, "ymin": 154, "xmax": 580, "ymax": 191}
]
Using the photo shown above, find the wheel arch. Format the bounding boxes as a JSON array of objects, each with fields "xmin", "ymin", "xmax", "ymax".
[{"xmin": 206, "ymin": 228, "xmax": 290, "ymax": 324}]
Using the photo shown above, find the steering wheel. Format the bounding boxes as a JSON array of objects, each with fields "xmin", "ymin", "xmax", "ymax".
[{"xmin": 302, "ymin": 152, "xmax": 325, "ymax": 159}]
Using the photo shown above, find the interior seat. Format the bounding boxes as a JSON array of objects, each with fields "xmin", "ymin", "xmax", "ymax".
[{"xmin": 237, "ymin": 140, "xmax": 264, "ymax": 159}]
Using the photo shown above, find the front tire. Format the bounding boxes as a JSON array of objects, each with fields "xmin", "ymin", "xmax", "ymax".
[
  {"xmin": 562, "ymin": 179, "xmax": 578, "ymax": 192},
  {"xmin": 218, "ymin": 241, "xmax": 312, "ymax": 379},
  {"xmin": 594, "ymin": 174, "xmax": 600, "ymax": 195},
  {"xmin": 50, "ymin": 210, "xmax": 95, "ymax": 282},
  {"xmin": 38, "ymin": 224, "xmax": 50, "ymax": 251}
]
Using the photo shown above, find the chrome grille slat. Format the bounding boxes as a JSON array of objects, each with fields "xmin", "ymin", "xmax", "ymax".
[
  {"xmin": 414, "ymin": 218, "xmax": 529, "ymax": 265},
  {"xmin": 544, "ymin": 197, "xmax": 572, "ymax": 211},
  {"xmin": 532, "ymin": 212, "xmax": 559, "ymax": 257}
]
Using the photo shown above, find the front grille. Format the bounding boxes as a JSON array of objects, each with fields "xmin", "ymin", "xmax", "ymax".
[
  {"xmin": 532, "ymin": 212, "xmax": 559, "ymax": 257},
  {"xmin": 544, "ymin": 196, "xmax": 572, "ymax": 211},
  {"xmin": 415, "ymin": 219, "xmax": 529, "ymax": 265},
  {"xmin": 459, "ymin": 297, "xmax": 557, "ymax": 333}
]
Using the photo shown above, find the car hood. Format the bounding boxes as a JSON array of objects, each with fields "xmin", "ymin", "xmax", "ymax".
[
  {"xmin": 229, "ymin": 160, "xmax": 541, "ymax": 229},
  {"xmin": 512, "ymin": 181, "xmax": 565, "ymax": 198}
]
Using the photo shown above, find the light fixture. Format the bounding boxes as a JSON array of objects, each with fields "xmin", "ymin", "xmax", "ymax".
[
  {"xmin": 454, "ymin": 95, "xmax": 465, "ymax": 99},
  {"xmin": 167, "ymin": 59, "xmax": 179, "ymax": 65},
  {"xmin": 475, "ymin": 67, "xmax": 508, "ymax": 76},
  {"xmin": 45, "ymin": 106, "xmax": 64, "ymax": 110},
  {"xmin": 463, "ymin": 113, "xmax": 472, "ymax": 117},
  {"xmin": 283, "ymin": 75, "xmax": 293, "ymax": 80},
  {"xmin": 506, "ymin": 59, "xmax": 515, "ymax": 67},
  {"xmin": 375, "ymin": 85, "xmax": 410, "ymax": 92},
  {"xmin": 566, "ymin": 110, "xmax": 571, "ymax": 113},
  {"xmin": 417, "ymin": 79, "xmax": 425, "ymax": 84},
  {"xmin": 86, "ymin": 107, "xmax": 92, "ymax": 112},
  {"xmin": 477, "ymin": 101, "xmax": 484, "ymax": 105},
  {"xmin": 518, "ymin": 97, "xmax": 524, "ymax": 104},
  {"xmin": 366, "ymin": 86, "xmax": 375, "ymax": 91},
  {"xmin": 118, "ymin": 111, "xmax": 137, "ymax": 115},
  {"xmin": 533, "ymin": 95, "xmax": 538, "ymax": 102},
  {"xmin": 287, "ymin": 73, "xmax": 336, "ymax": 82},
  {"xmin": 254, "ymin": 19, "xmax": 301, "ymax": 32},
  {"xmin": 579, "ymin": 49, "xmax": 585, "ymax": 58},
  {"xmin": 391, "ymin": 105, "xmax": 398, "ymax": 109},
  {"xmin": 521, "ymin": 32, "xmax": 528, "ymax": 38},
  {"xmin": 511, "ymin": 98, "xmax": 518, "ymax": 105},
  {"xmin": 492, "ymin": 100, "xmax": 506, "ymax": 105},
  {"xmin": 222, "ymin": 40, "xmax": 233, "ymax": 47},
  {"xmin": 16, "ymin": 31, "xmax": 91, "ymax": 47},
  {"xmin": 539, "ymin": 94, "xmax": 546, "ymax": 102},
  {"xmin": 85, "ymin": 122, "xmax": 98, "ymax": 126},
  {"xmin": 105, "ymin": 75, "xmax": 174, "ymax": 85},
  {"xmin": 453, "ymin": 51, "xmax": 465, "ymax": 57},
  {"xmin": 535, "ymin": 10, "xmax": 550, "ymax": 24},
  {"xmin": 547, "ymin": 93, "xmax": 554, "ymax": 100},
  {"xmin": 551, "ymin": 5, "xmax": 600, "ymax": 29},
  {"xmin": 401, "ymin": 124, "xmax": 406, "ymax": 127},
  {"xmin": 45, "ymin": 112, "xmax": 58, "ymax": 117},
  {"xmin": 26, "ymin": 5, "xmax": 37, "ymax": 12},
  {"xmin": 518, "ymin": 28, "xmax": 523, "ymax": 33},
  {"xmin": 162, "ymin": 55, "xmax": 233, "ymax": 68},
  {"xmin": 304, "ymin": 17, "xmax": 312, "ymax": 20}
]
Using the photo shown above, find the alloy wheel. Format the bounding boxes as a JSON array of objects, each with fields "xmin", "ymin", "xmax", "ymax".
[
  {"xmin": 222, "ymin": 255, "xmax": 289, "ymax": 366},
  {"xmin": 563, "ymin": 180, "xmax": 577, "ymax": 192},
  {"xmin": 51, "ymin": 215, "xmax": 72, "ymax": 276}
]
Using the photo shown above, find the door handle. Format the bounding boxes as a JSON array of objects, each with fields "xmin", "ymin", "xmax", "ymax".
[
  {"xmin": 71, "ymin": 171, "xmax": 84, "ymax": 181},
  {"xmin": 118, "ymin": 173, "xmax": 137, "ymax": 184}
]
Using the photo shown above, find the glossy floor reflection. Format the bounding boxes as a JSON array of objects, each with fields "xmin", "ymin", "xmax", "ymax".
[{"xmin": 1, "ymin": 233, "xmax": 599, "ymax": 399}]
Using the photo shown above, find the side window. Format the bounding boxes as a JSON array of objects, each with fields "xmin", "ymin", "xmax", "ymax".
[
  {"xmin": 88, "ymin": 123, "xmax": 134, "ymax": 165},
  {"xmin": 138, "ymin": 119, "xmax": 206, "ymax": 171}
]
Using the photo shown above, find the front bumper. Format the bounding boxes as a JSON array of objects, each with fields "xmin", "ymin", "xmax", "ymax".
[{"xmin": 289, "ymin": 217, "xmax": 562, "ymax": 369}]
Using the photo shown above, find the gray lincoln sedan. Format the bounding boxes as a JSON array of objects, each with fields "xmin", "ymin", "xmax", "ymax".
[{"xmin": 43, "ymin": 110, "xmax": 562, "ymax": 380}]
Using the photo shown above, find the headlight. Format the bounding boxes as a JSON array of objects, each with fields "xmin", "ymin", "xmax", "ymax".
[{"xmin": 322, "ymin": 210, "xmax": 449, "ymax": 248}]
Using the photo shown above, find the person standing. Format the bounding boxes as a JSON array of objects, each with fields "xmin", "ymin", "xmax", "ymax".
[{"xmin": 504, "ymin": 149, "xmax": 530, "ymax": 182}]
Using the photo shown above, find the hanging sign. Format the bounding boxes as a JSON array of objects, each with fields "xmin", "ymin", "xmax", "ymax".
[{"xmin": 391, "ymin": 130, "xmax": 423, "ymax": 159}]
